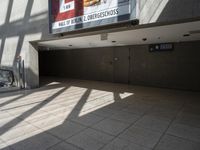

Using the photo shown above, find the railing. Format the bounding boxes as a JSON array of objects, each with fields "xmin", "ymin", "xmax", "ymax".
[{"xmin": 0, "ymin": 69, "xmax": 15, "ymax": 88}]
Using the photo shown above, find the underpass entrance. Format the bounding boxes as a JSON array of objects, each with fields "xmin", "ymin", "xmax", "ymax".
[{"xmin": 39, "ymin": 46, "xmax": 131, "ymax": 86}]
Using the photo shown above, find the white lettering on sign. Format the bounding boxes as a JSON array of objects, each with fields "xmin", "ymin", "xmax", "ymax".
[
  {"xmin": 52, "ymin": 5, "xmax": 130, "ymax": 29},
  {"xmin": 51, "ymin": 0, "xmax": 134, "ymax": 33},
  {"xmin": 60, "ymin": 0, "xmax": 75, "ymax": 13}
]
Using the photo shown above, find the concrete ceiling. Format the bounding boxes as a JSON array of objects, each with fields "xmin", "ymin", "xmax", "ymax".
[{"xmin": 38, "ymin": 21, "xmax": 200, "ymax": 50}]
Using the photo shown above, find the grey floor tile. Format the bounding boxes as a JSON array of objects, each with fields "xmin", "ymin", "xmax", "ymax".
[
  {"xmin": 167, "ymin": 123, "xmax": 200, "ymax": 143},
  {"xmin": 9, "ymin": 132, "xmax": 60, "ymax": 150},
  {"xmin": 155, "ymin": 134, "xmax": 200, "ymax": 150},
  {"xmin": 181, "ymin": 107, "xmax": 200, "ymax": 116},
  {"xmin": 92, "ymin": 107, "xmax": 119, "ymax": 117},
  {"xmin": 31, "ymin": 115, "xmax": 71, "ymax": 130},
  {"xmin": 109, "ymin": 111, "xmax": 140, "ymax": 124},
  {"xmin": 26, "ymin": 113, "xmax": 56, "ymax": 124},
  {"xmin": 70, "ymin": 113, "xmax": 104, "ymax": 127},
  {"xmin": 102, "ymin": 102, "xmax": 128, "ymax": 111},
  {"xmin": 40, "ymin": 104, "xmax": 66, "ymax": 112},
  {"xmin": 122, "ymin": 104, "xmax": 152, "ymax": 116},
  {"xmin": 1, "ymin": 79, "xmax": 200, "ymax": 150},
  {"xmin": 134, "ymin": 115, "xmax": 170, "ymax": 132},
  {"xmin": 119, "ymin": 126, "xmax": 162, "ymax": 148},
  {"xmin": 152, "ymin": 102, "xmax": 182, "ymax": 112},
  {"xmin": 0, "ymin": 124, "xmax": 39, "ymax": 142},
  {"xmin": 67, "ymin": 128, "xmax": 114, "ymax": 150},
  {"xmin": 19, "ymin": 110, "xmax": 53, "ymax": 121},
  {"xmin": 174, "ymin": 113, "xmax": 200, "ymax": 128},
  {"xmin": 101, "ymin": 138, "xmax": 151, "ymax": 150},
  {"xmin": 0, "ymin": 146, "xmax": 13, "ymax": 150},
  {"xmin": 92, "ymin": 118, "xmax": 130, "ymax": 136},
  {"xmin": 146, "ymin": 108, "xmax": 178, "ymax": 121},
  {"xmin": 0, "ymin": 140, "xmax": 13, "ymax": 150},
  {"xmin": 48, "ymin": 121, "xmax": 86, "ymax": 140},
  {"xmin": 4, "ymin": 105, "xmax": 38, "ymax": 116},
  {"xmin": 41, "ymin": 104, "xmax": 73, "ymax": 113},
  {"xmin": 0, "ymin": 111, "xmax": 13, "ymax": 120},
  {"xmin": 48, "ymin": 142, "xmax": 82, "ymax": 150},
  {"xmin": 5, "ymin": 127, "xmax": 48, "ymax": 146},
  {"xmin": 0, "ymin": 116, "xmax": 29, "ymax": 130},
  {"xmin": 46, "ymin": 109, "xmax": 75, "ymax": 120}
]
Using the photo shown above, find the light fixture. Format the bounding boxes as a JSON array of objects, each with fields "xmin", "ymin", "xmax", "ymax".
[
  {"xmin": 183, "ymin": 34, "xmax": 190, "ymax": 37},
  {"xmin": 142, "ymin": 38, "xmax": 147, "ymax": 41},
  {"xmin": 101, "ymin": 33, "xmax": 108, "ymax": 41}
]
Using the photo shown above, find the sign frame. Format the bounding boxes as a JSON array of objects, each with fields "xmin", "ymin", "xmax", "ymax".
[
  {"xmin": 48, "ymin": 0, "xmax": 137, "ymax": 34},
  {"xmin": 149, "ymin": 43, "xmax": 174, "ymax": 52}
]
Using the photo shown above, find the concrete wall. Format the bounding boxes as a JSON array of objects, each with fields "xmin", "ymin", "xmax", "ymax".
[
  {"xmin": 130, "ymin": 41, "xmax": 200, "ymax": 90},
  {"xmin": 139, "ymin": 0, "xmax": 200, "ymax": 24},
  {"xmin": 39, "ymin": 41, "xmax": 200, "ymax": 91},
  {"xmin": 39, "ymin": 48, "xmax": 114, "ymax": 82},
  {"xmin": 0, "ymin": 0, "xmax": 51, "ymax": 88}
]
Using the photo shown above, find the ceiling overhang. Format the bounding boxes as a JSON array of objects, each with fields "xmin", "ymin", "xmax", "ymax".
[{"xmin": 38, "ymin": 20, "xmax": 200, "ymax": 50}]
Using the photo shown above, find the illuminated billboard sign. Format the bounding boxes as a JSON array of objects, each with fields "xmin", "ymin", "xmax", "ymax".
[{"xmin": 49, "ymin": 0, "xmax": 136, "ymax": 34}]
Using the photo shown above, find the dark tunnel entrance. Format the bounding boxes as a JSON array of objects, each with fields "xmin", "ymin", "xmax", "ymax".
[{"xmin": 38, "ymin": 47, "xmax": 130, "ymax": 87}]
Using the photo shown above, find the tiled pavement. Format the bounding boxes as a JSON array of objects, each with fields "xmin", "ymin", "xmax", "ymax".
[{"xmin": 0, "ymin": 78, "xmax": 200, "ymax": 150}]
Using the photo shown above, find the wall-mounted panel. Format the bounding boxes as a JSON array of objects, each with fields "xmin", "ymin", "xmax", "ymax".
[{"xmin": 49, "ymin": 0, "xmax": 137, "ymax": 34}]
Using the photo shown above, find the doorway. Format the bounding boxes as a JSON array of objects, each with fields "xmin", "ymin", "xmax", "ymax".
[{"xmin": 113, "ymin": 47, "xmax": 130, "ymax": 84}]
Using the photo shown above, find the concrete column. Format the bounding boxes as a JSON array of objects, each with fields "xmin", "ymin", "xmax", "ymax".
[{"xmin": 25, "ymin": 43, "xmax": 39, "ymax": 89}]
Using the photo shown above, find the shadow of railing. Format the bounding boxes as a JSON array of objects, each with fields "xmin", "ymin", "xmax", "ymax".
[
  {"xmin": 0, "ymin": 85, "xmax": 69, "ymax": 136},
  {"xmin": 0, "ymin": 79, "xmax": 137, "ymax": 149}
]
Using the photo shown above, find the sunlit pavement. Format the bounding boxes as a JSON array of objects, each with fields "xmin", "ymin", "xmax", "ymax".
[{"xmin": 0, "ymin": 78, "xmax": 200, "ymax": 150}]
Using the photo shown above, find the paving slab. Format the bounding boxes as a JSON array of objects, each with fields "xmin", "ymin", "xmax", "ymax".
[
  {"xmin": 155, "ymin": 134, "xmax": 200, "ymax": 150},
  {"xmin": 47, "ymin": 121, "xmax": 86, "ymax": 140},
  {"xmin": 167, "ymin": 123, "xmax": 200, "ymax": 143},
  {"xmin": 67, "ymin": 128, "xmax": 114, "ymax": 150},
  {"xmin": 0, "ymin": 79, "xmax": 199, "ymax": 150},
  {"xmin": 101, "ymin": 138, "xmax": 151, "ymax": 150},
  {"xmin": 134, "ymin": 115, "xmax": 171, "ymax": 133},
  {"xmin": 48, "ymin": 142, "xmax": 82, "ymax": 150},
  {"xmin": 119, "ymin": 126, "xmax": 163, "ymax": 148},
  {"xmin": 92, "ymin": 118, "xmax": 130, "ymax": 136}
]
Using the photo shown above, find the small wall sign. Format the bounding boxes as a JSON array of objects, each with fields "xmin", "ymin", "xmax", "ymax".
[{"xmin": 149, "ymin": 43, "xmax": 174, "ymax": 52}]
